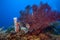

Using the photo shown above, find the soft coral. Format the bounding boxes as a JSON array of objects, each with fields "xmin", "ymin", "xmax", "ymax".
[{"xmin": 19, "ymin": 3, "xmax": 60, "ymax": 35}]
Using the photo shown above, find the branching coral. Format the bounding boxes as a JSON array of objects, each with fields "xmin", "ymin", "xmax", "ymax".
[{"xmin": 19, "ymin": 3, "xmax": 60, "ymax": 34}]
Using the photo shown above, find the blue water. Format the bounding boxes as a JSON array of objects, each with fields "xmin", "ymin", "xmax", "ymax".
[{"xmin": 0, "ymin": 0, "xmax": 60, "ymax": 28}]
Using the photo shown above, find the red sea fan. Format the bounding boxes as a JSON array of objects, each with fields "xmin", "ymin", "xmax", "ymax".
[{"xmin": 19, "ymin": 3, "xmax": 60, "ymax": 34}]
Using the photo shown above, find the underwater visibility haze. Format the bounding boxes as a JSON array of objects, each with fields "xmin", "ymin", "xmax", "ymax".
[
  {"xmin": 0, "ymin": 0, "xmax": 60, "ymax": 40},
  {"xmin": 0, "ymin": 0, "xmax": 60, "ymax": 28}
]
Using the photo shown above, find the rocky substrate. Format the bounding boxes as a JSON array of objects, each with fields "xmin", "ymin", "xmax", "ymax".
[{"xmin": 0, "ymin": 31, "xmax": 60, "ymax": 40}]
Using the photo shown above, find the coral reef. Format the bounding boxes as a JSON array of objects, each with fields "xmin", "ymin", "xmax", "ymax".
[
  {"xmin": 0, "ymin": 2, "xmax": 60, "ymax": 40},
  {"xmin": 0, "ymin": 31, "xmax": 60, "ymax": 40}
]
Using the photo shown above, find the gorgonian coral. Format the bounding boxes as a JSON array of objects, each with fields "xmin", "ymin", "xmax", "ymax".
[{"xmin": 19, "ymin": 3, "xmax": 60, "ymax": 34}]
